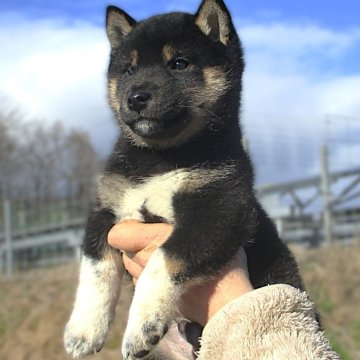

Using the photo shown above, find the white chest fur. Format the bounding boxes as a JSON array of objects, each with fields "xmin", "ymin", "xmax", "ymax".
[
  {"xmin": 118, "ymin": 170, "xmax": 191, "ymax": 222},
  {"xmin": 98, "ymin": 165, "xmax": 235, "ymax": 224}
]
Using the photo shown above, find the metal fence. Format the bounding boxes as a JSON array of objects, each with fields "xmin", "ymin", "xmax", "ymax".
[
  {"xmin": 0, "ymin": 200, "xmax": 87, "ymax": 278},
  {"xmin": 257, "ymin": 156, "xmax": 360, "ymax": 246},
  {"xmin": 244, "ymin": 113, "xmax": 360, "ymax": 247},
  {"xmin": 1, "ymin": 160, "xmax": 360, "ymax": 277}
]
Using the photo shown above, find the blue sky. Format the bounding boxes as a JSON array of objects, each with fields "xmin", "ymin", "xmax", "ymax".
[
  {"xmin": 0, "ymin": 0, "xmax": 360, "ymax": 184},
  {"xmin": 1, "ymin": 0, "xmax": 360, "ymax": 30}
]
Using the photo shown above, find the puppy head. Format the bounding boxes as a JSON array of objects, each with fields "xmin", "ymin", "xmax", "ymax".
[{"xmin": 106, "ymin": 0, "xmax": 244, "ymax": 149}]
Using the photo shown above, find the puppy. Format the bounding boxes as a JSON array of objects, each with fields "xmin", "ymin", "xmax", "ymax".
[{"xmin": 64, "ymin": 1, "xmax": 304, "ymax": 359}]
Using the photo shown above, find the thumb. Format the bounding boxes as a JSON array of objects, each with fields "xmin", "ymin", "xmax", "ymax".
[{"xmin": 108, "ymin": 220, "xmax": 173, "ymax": 252}]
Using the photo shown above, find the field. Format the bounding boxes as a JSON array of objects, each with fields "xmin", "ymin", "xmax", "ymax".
[
  {"xmin": 1, "ymin": 242, "xmax": 359, "ymax": 360},
  {"xmin": 291, "ymin": 242, "xmax": 360, "ymax": 359}
]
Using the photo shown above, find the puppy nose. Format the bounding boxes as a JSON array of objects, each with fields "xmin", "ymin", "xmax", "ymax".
[{"xmin": 127, "ymin": 91, "xmax": 151, "ymax": 112}]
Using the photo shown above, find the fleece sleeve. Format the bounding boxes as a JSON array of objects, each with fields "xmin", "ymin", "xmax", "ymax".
[{"xmin": 197, "ymin": 284, "xmax": 340, "ymax": 360}]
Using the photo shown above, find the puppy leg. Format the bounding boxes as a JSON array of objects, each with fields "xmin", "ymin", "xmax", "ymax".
[
  {"xmin": 64, "ymin": 251, "xmax": 124, "ymax": 358},
  {"xmin": 64, "ymin": 209, "xmax": 123, "ymax": 358},
  {"xmin": 122, "ymin": 249, "xmax": 185, "ymax": 360}
]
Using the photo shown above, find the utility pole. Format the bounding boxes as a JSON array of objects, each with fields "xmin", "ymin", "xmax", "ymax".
[
  {"xmin": 2, "ymin": 178, "xmax": 13, "ymax": 278},
  {"xmin": 320, "ymin": 144, "xmax": 333, "ymax": 245},
  {"xmin": 3, "ymin": 199, "xmax": 13, "ymax": 278}
]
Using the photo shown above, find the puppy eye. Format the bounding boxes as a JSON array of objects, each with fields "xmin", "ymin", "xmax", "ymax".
[{"xmin": 170, "ymin": 58, "xmax": 189, "ymax": 71}]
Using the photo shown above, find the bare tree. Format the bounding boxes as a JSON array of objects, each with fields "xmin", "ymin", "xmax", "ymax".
[
  {"xmin": 0, "ymin": 108, "xmax": 23, "ymax": 199},
  {"xmin": 0, "ymin": 106, "xmax": 100, "ymax": 224},
  {"xmin": 56, "ymin": 126, "xmax": 99, "ymax": 210}
]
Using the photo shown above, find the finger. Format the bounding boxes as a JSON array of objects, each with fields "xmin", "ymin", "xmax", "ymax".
[
  {"xmin": 130, "ymin": 237, "xmax": 165, "ymax": 266},
  {"xmin": 108, "ymin": 221, "xmax": 173, "ymax": 252},
  {"xmin": 123, "ymin": 252, "xmax": 143, "ymax": 279},
  {"xmin": 125, "ymin": 251, "xmax": 146, "ymax": 268}
]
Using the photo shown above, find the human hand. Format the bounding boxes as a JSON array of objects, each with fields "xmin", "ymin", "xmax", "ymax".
[
  {"xmin": 108, "ymin": 220, "xmax": 173, "ymax": 284},
  {"xmin": 108, "ymin": 221, "xmax": 253, "ymax": 326}
]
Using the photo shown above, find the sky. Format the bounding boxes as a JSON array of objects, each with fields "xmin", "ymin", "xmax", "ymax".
[{"xmin": 1, "ymin": 0, "xmax": 360, "ymax": 184}]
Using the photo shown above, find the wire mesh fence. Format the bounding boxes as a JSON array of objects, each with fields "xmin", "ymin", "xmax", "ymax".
[
  {"xmin": 244, "ymin": 113, "xmax": 360, "ymax": 246},
  {"xmin": 0, "ymin": 200, "xmax": 87, "ymax": 276}
]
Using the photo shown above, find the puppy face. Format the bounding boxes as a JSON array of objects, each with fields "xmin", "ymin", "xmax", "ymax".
[{"xmin": 106, "ymin": 0, "xmax": 243, "ymax": 148}]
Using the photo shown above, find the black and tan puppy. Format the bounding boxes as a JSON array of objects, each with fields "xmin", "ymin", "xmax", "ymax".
[{"xmin": 64, "ymin": 0, "xmax": 304, "ymax": 359}]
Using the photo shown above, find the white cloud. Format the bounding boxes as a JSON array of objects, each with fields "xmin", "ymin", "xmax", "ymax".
[
  {"xmin": 237, "ymin": 22, "xmax": 360, "ymax": 183},
  {"xmin": 240, "ymin": 23, "xmax": 360, "ymax": 58},
  {"xmin": 0, "ymin": 17, "xmax": 117, "ymax": 155},
  {"xmin": 239, "ymin": 21, "xmax": 360, "ymax": 122},
  {"xmin": 315, "ymin": 77, "xmax": 360, "ymax": 116}
]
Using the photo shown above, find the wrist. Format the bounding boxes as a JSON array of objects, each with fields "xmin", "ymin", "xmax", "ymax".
[
  {"xmin": 182, "ymin": 260, "xmax": 253, "ymax": 326},
  {"xmin": 206, "ymin": 268, "xmax": 253, "ymax": 322}
]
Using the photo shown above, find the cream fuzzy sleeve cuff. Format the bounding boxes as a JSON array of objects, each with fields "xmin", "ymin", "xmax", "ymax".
[{"xmin": 197, "ymin": 284, "xmax": 339, "ymax": 360}]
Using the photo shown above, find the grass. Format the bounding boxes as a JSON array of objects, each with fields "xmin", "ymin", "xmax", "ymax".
[
  {"xmin": 308, "ymin": 286, "xmax": 333, "ymax": 315},
  {"xmin": 326, "ymin": 330, "xmax": 352, "ymax": 360},
  {"xmin": 352, "ymin": 321, "xmax": 360, "ymax": 347},
  {"xmin": 0, "ymin": 242, "xmax": 359, "ymax": 359},
  {"xmin": 0, "ymin": 264, "xmax": 132, "ymax": 360},
  {"xmin": 292, "ymin": 239, "xmax": 360, "ymax": 359},
  {"xmin": 0, "ymin": 319, "xmax": 5, "ymax": 343}
]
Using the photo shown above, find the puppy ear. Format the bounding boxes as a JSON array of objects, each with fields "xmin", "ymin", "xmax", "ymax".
[
  {"xmin": 106, "ymin": 6, "xmax": 136, "ymax": 48},
  {"xmin": 195, "ymin": 0, "xmax": 234, "ymax": 45}
]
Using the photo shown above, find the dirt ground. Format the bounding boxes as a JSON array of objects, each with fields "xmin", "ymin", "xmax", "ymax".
[{"xmin": 1, "ymin": 242, "xmax": 359, "ymax": 360}]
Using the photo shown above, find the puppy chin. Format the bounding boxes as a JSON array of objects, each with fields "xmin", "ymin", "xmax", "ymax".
[
  {"xmin": 130, "ymin": 118, "xmax": 187, "ymax": 140},
  {"xmin": 131, "ymin": 119, "xmax": 161, "ymax": 138}
]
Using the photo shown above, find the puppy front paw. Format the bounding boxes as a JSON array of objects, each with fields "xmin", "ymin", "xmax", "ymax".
[
  {"xmin": 64, "ymin": 329, "xmax": 104, "ymax": 358},
  {"xmin": 64, "ymin": 315, "xmax": 110, "ymax": 358},
  {"xmin": 122, "ymin": 316, "xmax": 169, "ymax": 359}
]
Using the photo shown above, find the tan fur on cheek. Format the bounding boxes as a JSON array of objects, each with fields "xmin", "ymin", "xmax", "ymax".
[
  {"xmin": 194, "ymin": 67, "xmax": 229, "ymax": 106},
  {"xmin": 203, "ymin": 66, "xmax": 229, "ymax": 100},
  {"xmin": 191, "ymin": 66, "xmax": 229, "ymax": 107}
]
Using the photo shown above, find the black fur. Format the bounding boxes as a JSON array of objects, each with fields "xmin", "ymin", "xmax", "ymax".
[
  {"xmin": 82, "ymin": 207, "xmax": 116, "ymax": 260},
  {"xmin": 83, "ymin": 0, "xmax": 304, "ymax": 290}
]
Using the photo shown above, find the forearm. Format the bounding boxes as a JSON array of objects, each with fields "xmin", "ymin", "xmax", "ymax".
[
  {"xmin": 197, "ymin": 284, "xmax": 339, "ymax": 360},
  {"xmin": 180, "ymin": 248, "xmax": 253, "ymax": 326}
]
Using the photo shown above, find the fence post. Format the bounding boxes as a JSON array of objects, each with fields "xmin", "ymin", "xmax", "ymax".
[
  {"xmin": 320, "ymin": 144, "xmax": 333, "ymax": 245},
  {"xmin": 242, "ymin": 136, "xmax": 250, "ymax": 154},
  {"xmin": 4, "ymin": 199, "xmax": 13, "ymax": 278}
]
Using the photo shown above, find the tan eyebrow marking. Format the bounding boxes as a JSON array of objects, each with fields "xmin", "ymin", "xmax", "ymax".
[
  {"xmin": 130, "ymin": 49, "xmax": 138, "ymax": 66},
  {"xmin": 162, "ymin": 44, "xmax": 176, "ymax": 62}
]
